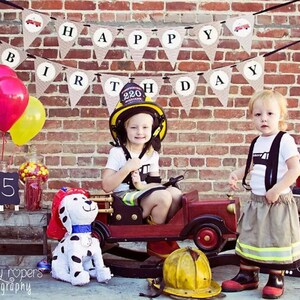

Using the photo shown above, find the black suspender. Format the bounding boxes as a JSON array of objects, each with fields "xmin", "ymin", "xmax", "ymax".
[
  {"xmin": 242, "ymin": 131, "xmax": 286, "ymax": 191},
  {"xmin": 264, "ymin": 131, "xmax": 286, "ymax": 191},
  {"xmin": 242, "ymin": 136, "xmax": 259, "ymax": 190},
  {"xmin": 120, "ymin": 143, "xmax": 151, "ymax": 189}
]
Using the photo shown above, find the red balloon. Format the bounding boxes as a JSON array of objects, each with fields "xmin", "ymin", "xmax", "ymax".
[
  {"xmin": 0, "ymin": 76, "xmax": 29, "ymax": 132},
  {"xmin": 0, "ymin": 64, "xmax": 17, "ymax": 79}
]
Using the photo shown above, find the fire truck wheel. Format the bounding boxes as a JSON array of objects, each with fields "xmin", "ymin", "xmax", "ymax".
[
  {"xmin": 193, "ymin": 223, "xmax": 223, "ymax": 253},
  {"xmin": 92, "ymin": 226, "xmax": 105, "ymax": 248}
]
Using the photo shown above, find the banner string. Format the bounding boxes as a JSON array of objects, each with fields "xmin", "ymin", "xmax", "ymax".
[
  {"xmin": 0, "ymin": 0, "xmax": 299, "ymax": 84},
  {"xmin": 227, "ymin": 39, "xmax": 300, "ymax": 72},
  {"xmin": 2, "ymin": 34, "xmax": 297, "ymax": 79},
  {"xmin": 253, "ymin": 0, "xmax": 300, "ymax": 16},
  {"xmin": 173, "ymin": 38, "xmax": 300, "ymax": 78},
  {"xmin": 0, "ymin": 0, "xmax": 299, "ymax": 30}
]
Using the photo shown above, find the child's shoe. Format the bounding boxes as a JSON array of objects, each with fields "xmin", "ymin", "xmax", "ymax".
[
  {"xmin": 147, "ymin": 241, "xmax": 180, "ymax": 259},
  {"xmin": 222, "ymin": 264, "xmax": 259, "ymax": 292},
  {"xmin": 146, "ymin": 216, "xmax": 180, "ymax": 259},
  {"xmin": 262, "ymin": 271, "xmax": 284, "ymax": 299}
]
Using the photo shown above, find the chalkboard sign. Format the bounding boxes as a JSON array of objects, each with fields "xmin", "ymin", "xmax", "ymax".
[{"xmin": 0, "ymin": 171, "xmax": 20, "ymax": 205}]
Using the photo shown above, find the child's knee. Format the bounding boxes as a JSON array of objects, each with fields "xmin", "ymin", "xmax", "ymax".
[
  {"xmin": 168, "ymin": 186, "xmax": 182, "ymax": 200},
  {"xmin": 159, "ymin": 190, "xmax": 172, "ymax": 207}
]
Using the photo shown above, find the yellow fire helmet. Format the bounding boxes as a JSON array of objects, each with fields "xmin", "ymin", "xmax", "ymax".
[
  {"xmin": 109, "ymin": 82, "xmax": 167, "ymax": 147},
  {"xmin": 152, "ymin": 247, "xmax": 221, "ymax": 299}
]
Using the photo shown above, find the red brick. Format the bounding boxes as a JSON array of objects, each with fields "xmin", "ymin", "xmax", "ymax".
[
  {"xmin": 179, "ymin": 132, "xmax": 210, "ymax": 143},
  {"xmin": 279, "ymin": 63, "xmax": 300, "ymax": 73},
  {"xmin": 231, "ymin": 2, "xmax": 263, "ymax": 12},
  {"xmin": 190, "ymin": 158, "xmax": 205, "ymax": 167},
  {"xmin": 32, "ymin": 1, "xmax": 63, "ymax": 10},
  {"xmin": 200, "ymin": 2, "xmax": 229, "ymax": 11},
  {"xmin": 206, "ymin": 157, "xmax": 222, "ymax": 167},
  {"xmin": 99, "ymin": 1, "xmax": 130, "ymax": 11},
  {"xmin": 196, "ymin": 146, "xmax": 229, "ymax": 156},
  {"xmin": 61, "ymin": 157, "xmax": 77, "ymax": 166},
  {"xmin": 256, "ymin": 29, "xmax": 289, "ymax": 38},
  {"xmin": 173, "ymin": 157, "xmax": 189, "ymax": 168},
  {"xmin": 164, "ymin": 145, "xmax": 195, "ymax": 156},
  {"xmin": 166, "ymin": 2, "xmax": 197, "ymax": 11},
  {"xmin": 47, "ymin": 132, "xmax": 79, "ymax": 141},
  {"xmin": 65, "ymin": 1, "xmax": 96, "ymax": 10},
  {"xmin": 266, "ymin": 2, "xmax": 296, "ymax": 12},
  {"xmin": 133, "ymin": 2, "xmax": 164, "ymax": 10},
  {"xmin": 99, "ymin": 13, "xmax": 116, "ymax": 22},
  {"xmin": 264, "ymin": 74, "xmax": 295, "ymax": 84}
]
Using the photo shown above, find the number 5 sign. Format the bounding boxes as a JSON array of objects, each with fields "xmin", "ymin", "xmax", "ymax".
[{"xmin": 0, "ymin": 171, "xmax": 20, "ymax": 206}]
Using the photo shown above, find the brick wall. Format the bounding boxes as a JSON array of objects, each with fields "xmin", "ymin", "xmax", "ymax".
[{"xmin": 0, "ymin": 0, "xmax": 299, "ymax": 207}]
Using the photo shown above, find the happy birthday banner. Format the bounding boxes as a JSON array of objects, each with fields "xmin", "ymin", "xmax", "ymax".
[{"xmin": 0, "ymin": 0, "xmax": 299, "ymax": 115}]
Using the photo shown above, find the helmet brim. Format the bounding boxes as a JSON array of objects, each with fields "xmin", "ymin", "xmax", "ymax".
[
  {"xmin": 151, "ymin": 279, "xmax": 221, "ymax": 298},
  {"xmin": 109, "ymin": 102, "xmax": 167, "ymax": 143}
]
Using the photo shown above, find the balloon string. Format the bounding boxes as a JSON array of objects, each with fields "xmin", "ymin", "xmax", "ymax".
[
  {"xmin": 1, "ymin": 132, "xmax": 6, "ymax": 161},
  {"xmin": 8, "ymin": 145, "xmax": 19, "ymax": 170}
]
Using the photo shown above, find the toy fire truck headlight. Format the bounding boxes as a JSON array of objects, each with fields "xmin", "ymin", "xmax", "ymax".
[{"xmin": 227, "ymin": 203, "xmax": 236, "ymax": 214}]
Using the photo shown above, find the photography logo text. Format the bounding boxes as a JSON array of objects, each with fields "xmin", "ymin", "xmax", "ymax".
[{"xmin": 0, "ymin": 268, "xmax": 43, "ymax": 296}]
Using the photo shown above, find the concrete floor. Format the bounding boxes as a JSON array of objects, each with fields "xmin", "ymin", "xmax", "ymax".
[
  {"xmin": 0, "ymin": 243, "xmax": 299, "ymax": 300},
  {"xmin": 0, "ymin": 263, "xmax": 299, "ymax": 299}
]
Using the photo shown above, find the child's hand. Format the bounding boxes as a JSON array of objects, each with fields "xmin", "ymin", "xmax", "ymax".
[
  {"xmin": 265, "ymin": 188, "xmax": 280, "ymax": 204},
  {"xmin": 131, "ymin": 170, "xmax": 141, "ymax": 184},
  {"xmin": 229, "ymin": 171, "xmax": 239, "ymax": 191},
  {"xmin": 126, "ymin": 158, "xmax": 142, "ymax": 172},
  {"xmin": 131, "ymin": 170, "xmax": 144, "ymax": 190}
]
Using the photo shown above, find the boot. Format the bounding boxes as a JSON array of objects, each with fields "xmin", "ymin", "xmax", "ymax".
[
  {"xmin": 146, "ymin": 215, "xmax": 180, "ymax": 259},
  {"xmin": 222, "ymin": 263, "xmax": 259, "ymax": 292},
  {"xmin": 147, "ymin": 240, "xmax": 180, "ymax": 259},
  {"xmin": 262, "ymin": 270, "xmax": 284, "ymax": 299}
]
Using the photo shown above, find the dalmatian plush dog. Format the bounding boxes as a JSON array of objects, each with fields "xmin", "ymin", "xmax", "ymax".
[{"xmin": 47, "ymin": 187, "xmax": 112, "ymax": 286}]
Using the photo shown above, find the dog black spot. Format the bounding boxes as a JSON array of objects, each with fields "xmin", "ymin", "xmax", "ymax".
[
  {"xmin": 61, "ymin": 246, "xmax": 65, "ymax": 254},
  {"xmin": 89, "ymin": 268, "xmax": 95, "ymax": 272},
  {"xmin": 60, "ymin": 238, "xmax": 65, "ymax": 244},
  {"xmin": 74, "ymin": 271, "xmax": 81, "ymax": 277},
  {"xmin": 73, "ymin": 197, "xmax": 78, "ymax": 201},
  {"xmin": 92, "ymin": 259, "xmax": 95, "ymax": 267},
  {"xmin": 52, "ymin": 255, "xmax": 58, "ymax": 260},
  {"xmin": 62, "ymin": 216, "xmax": 68, "ymax": 223},
  {"xmin": 70, "ymin": 235, "xmax": 80, "ymax": 241},
  {"xmin": 59, "ymin": 206, "xmax": 65, "ymax": 214},
  {"xmin": 87, "ymin": 250, "xmax": 92, "ymax": 256},
  {"xmin": 72, "ymin": 256, "xmax": 82, "ymax": 263}
]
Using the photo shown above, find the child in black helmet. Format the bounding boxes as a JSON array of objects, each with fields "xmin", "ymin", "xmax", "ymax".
[
  {"xmin": 222, "ymin": 90, "xmax": 300, "ymax": 299},
  {"xmin": 102, "ymin": 82, "xmax": 182, "ymax": 258}
]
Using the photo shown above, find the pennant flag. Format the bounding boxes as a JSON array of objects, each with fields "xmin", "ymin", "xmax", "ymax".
[
  {"xmin": 236, "ymin": 55, "xmax": 265, "ymax": 91},
  {"xmin": 134, "ymin": 76, "xmax": 164, "ymax": 101},
  {"xmin": 123, "ymin": 27, "xmax": 152, "ymax": 69},
  {"xmin": 101, "ymin": 74, "xmax": 128, "ymax": 115},
  {"xmin": 203, "ymin": 66, "xmax": 232, "ymax": 107},
  {"xmin": 170, "ymin": 73, "xmax": 199, "ymax": 116},
  {"xmin": 22, "ymin": 9, "xmax": 51, "ymax": 50},
  {"xmin": 90, "ymin": 25, "xmax": 119, "ymax": 67},
  {"xmin": 157, "ymin": 27, "xmax": 186, "ymax": 68},
  {"xmin": 54, "ymin": 19, "xmax": 84, "ymax": 59},
  {"xmin": 34, "ymin": 57, "xmax": 63, "ymax": 98},
  {"xmin": 194, "ymin": 21, "xmax": 222, "ymax": 61},
  {"xmin": 0, "ymin": 42, "xmax": 27, "ymax": 69},
  {"xmin": 225, "ymin": 14, "xmax": 255, "ymax": 55},
  {"xmin": 65, "ymin": 68, "xmax": 95, "ymax": 109}
]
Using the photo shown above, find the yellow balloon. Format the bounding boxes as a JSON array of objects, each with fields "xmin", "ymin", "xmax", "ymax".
[{"xmin": 10, "ymin": 96, "xmax": 46, "ymax": 146}]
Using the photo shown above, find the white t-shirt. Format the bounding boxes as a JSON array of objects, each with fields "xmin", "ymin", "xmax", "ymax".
[
  {"xmin": 105, "ymin": 147, "xmax": 160, "ymax": 192},
  {"xmin": 249, "ymin": 133, "xmax": 299, "ymax": 195}
]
